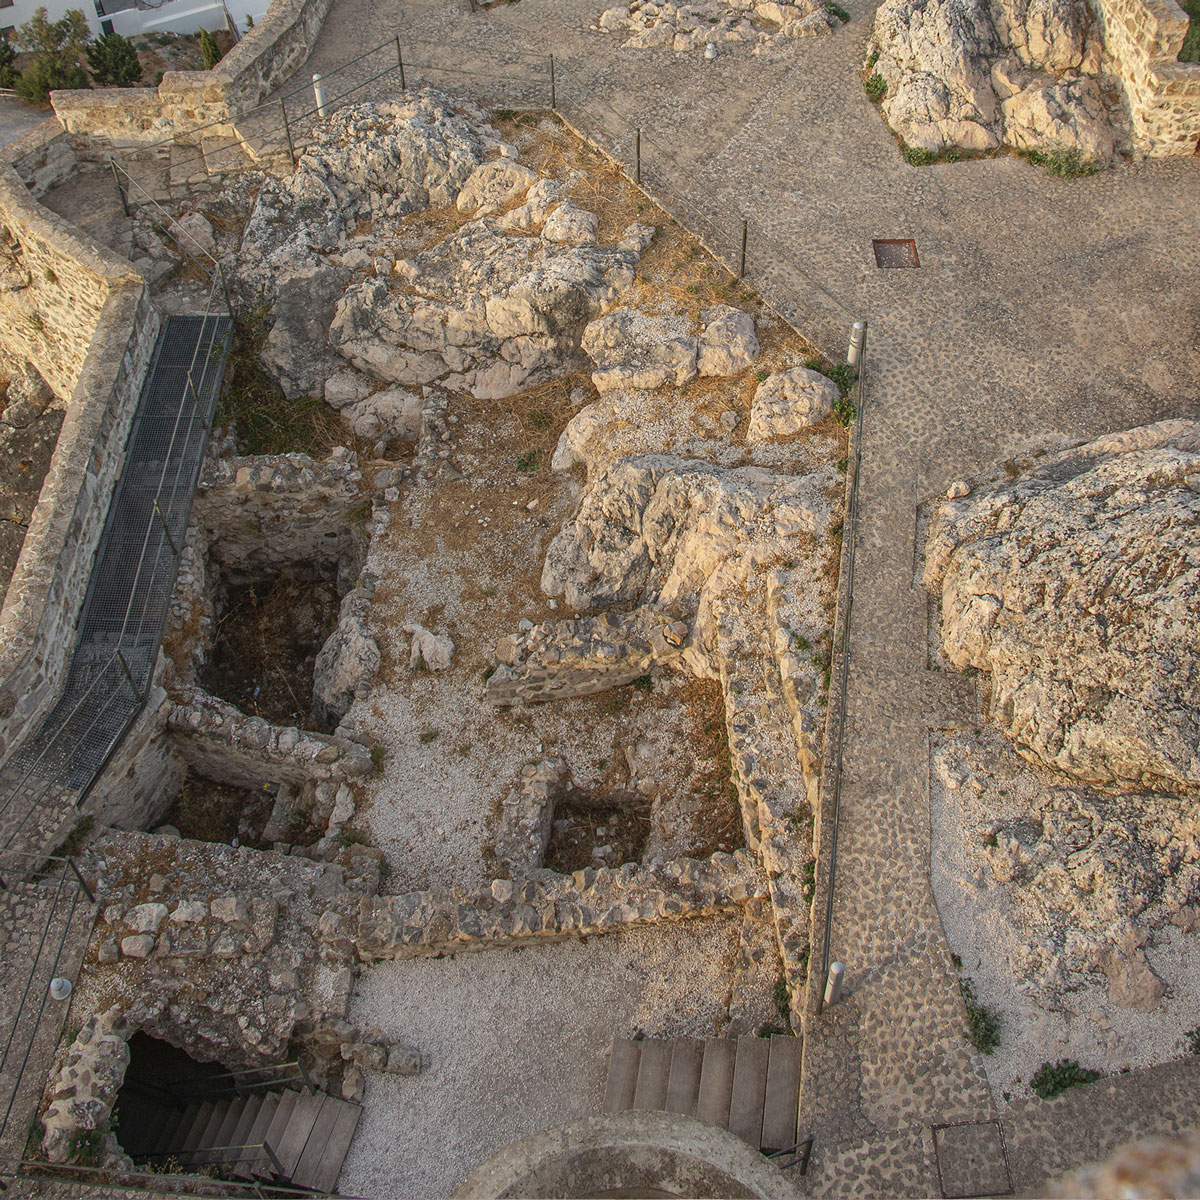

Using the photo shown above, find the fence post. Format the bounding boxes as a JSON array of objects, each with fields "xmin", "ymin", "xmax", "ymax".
[
  {"xmin": 109, "ymin": 158, "xmax": 129, "ymax": 218},
  {"xmin": 635, "ymin": 129, "xmax": 641, "ymax": 185},
  {"xmin": 313, "ymin": 72, "xmax": 328, "ymax": 117},
  {"xmin": 549, "ymin": 55, "xmax": 556, "ymax": 109},
  {"xmin": 279, "ymin": 97, "xmax": 296, "ymax": 166},
  {"xmin": 824, "ymin": 961, "xmax": 845, "ymax": 1007},
  {"xmin": 396, "ymin": 36, "xmax": 406, "ymax": 89},
  {"xmin": 738, "ymin": 219, "xmax": 748, "ymax": 278},
  {"xmin": 847, "ymin": 320, "xmax": 865, "ymax": 368}
]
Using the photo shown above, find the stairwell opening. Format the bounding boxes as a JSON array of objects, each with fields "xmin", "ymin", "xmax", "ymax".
[{"xmin": 114, "ymin": 1032, "xmax": 231, "ymax": 1165}]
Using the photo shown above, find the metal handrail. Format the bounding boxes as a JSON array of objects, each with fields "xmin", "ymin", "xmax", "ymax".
[
  {"xmin": 158, "ymin": 1059, "xmax": 315, "ymax": 1101},
  {"xmin": 766, "ymin": 1133, "xmax": 815, "ymax": 1174},
  {"xmin": 815, "ymin": 327, "xmax": 868, "ymax": 1012},
  {"xmin": 141, "ymin": 1139, "xmax": 285, "ymax": 1177},
  {"xmin": 0, "ymin": 1157, "xmax": 349, "ymax": 1196}
]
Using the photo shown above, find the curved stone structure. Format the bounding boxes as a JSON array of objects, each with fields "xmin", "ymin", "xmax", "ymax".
[{"xmin": 451, "ymin": 1110, "xmax": 802, "ymax": 1199}]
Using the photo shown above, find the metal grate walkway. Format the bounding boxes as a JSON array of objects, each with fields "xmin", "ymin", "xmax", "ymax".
[{"xmin": 0, "ymin": 314, "xmax": 232, "ymax": 857}]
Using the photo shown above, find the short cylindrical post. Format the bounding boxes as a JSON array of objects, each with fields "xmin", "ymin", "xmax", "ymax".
[
  {"xmin": 738, "ymin": 219, "xmax": 748, "ymax": 279},
  {"xmin": 396, "ymin": 36, "xmax": 405, "ymax": 89},
  {"xmin": 549, "ymin": 55, "xmax": 556, "ymax": 109},
  {"xmin": 109, "ymin": 158, "xmax": 129, "ymax": 218},
  {"xmin": 313, "ymin": 72, "xmax": 328, "ymax": 117},
  {"xmin": 847, "ymin": 320, "xmax": 865, "ymax": 368},
  {"xmin": 279, "ymin": 97, "xmax": 296, "ymax": 166},
  {"xmin": 635, "ymin": 129, "xmax": 641, "ymax": 185},
  {"xmin": 823, "ymin": 961, "xmax": 845, "ymax": 1007}
]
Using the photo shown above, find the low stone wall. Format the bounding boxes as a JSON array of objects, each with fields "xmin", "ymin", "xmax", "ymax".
[
  {"xmin": 334, "ymin": 851, "xmax": 765, "ymax": 962},
  {"xmin": 1089, "ymin": 0, "xmax": 1200, "ymax": 154},
  {"xmin": 52, "ymin": 0, "xmax": 334, "ymax": 147},
  {"xmin": 0, "ymin": 283, "xmax": 157, "ymax": 768},
  {"xmin": 486, "ymin": 607, "xmax": 692, "ymax": 706},
  {"xmin": 195, "ymin": 449, "xmax": 369, "ymax": 587},
  {"xmin": 166, "ymin": 686, "xmax": 373, "ymax": 790}
]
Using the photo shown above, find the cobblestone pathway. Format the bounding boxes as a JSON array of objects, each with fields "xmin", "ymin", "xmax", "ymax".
[{"xmin": 292, "ymin": 1, "xmax": 1200, "ymax": 1191}]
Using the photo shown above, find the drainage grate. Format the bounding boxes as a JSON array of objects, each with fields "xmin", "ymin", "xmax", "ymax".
[
  {"xmin": 873, "ymin": 238, "xmax": 920, "ymax": 268},
  {"xmin": 931, "ymin": 1119, "xmax": 1012, "ymax": 1199}
]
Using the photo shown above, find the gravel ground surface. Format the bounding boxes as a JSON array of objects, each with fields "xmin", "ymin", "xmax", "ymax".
[
  {"xmin": 340, "ymin": 915, "xmax": 763, "ymax": 1198},
  {"xmin": 930, "ymin": 726, "xmax": 1200, "ymax": 1104}
]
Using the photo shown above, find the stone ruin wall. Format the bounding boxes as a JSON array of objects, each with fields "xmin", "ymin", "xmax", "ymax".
[
  {"xmin": 50, "ymin": 0, "xmax": 335, "ymax": 149},
  {"xmin": 0, "ymin": 124, "xmax": 160, "ymax": 768},
  {"xmin": 1088, "ymin": 0, "xmax": 1200, "ymax": 154}
]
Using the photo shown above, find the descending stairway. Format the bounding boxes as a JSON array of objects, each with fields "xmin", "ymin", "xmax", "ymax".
[
  {"xmin": 603, "ymin": 1035, "xmax": 803, "ymax": 1154},
  {"xmin": 124, "ymin": 1087, "xmax": 361, "ymax": 1194}
]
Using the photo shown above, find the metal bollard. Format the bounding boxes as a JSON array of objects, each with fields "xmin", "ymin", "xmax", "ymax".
[
  {"xmin": 313, "ymin": 73, "xmax": 328, "ymax": 118},
  {"xmin": 847, "ymin": 320, "xmax": 865, "ymax": 368},
  {"xmin": 824, "ymin": 961, "xmax": 845, "ymax": 1007}
]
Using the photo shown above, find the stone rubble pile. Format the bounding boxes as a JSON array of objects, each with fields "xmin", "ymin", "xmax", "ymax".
[
  {"xmin": 595, "ymin": 0, "xmax": 838, "ymax": 54},
  {"xmin": 924, "ymin": 418, "xmax": 1200, "ymax": 794},
  {"xmin": 868, "ymin": 0, "xmax": 1122, "ymax": 158}
]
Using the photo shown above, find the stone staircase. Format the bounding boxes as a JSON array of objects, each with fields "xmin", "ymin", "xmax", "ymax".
[
  {"xmin": 603, "ymin": 1035, "xmax": 803, "ymax": 1154},
  {"xmin": 124, "ymin": 1087, "xmax": 361, "ymax": 1193}
]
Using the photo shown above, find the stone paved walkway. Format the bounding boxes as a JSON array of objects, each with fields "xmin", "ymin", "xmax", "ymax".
[{"xmin": 291, "ymin": 2, "xmax": 1200, "ymax": 1192}]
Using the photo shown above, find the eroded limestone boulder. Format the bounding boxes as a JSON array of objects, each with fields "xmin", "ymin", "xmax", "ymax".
[
  {"xmin": 747, "ymin": 366, "xmax": 838, "ymax": 442},
  {"xmin": 924, "ymin": 419, "xmax": 1200, "ymax": 792},
  {"xmin": 697, "ymin": 305, "xmax": 759, "ymax": 376},
  {"xmin": 313, "ymin": 590, "xmax": 381, "ymax": 728},
  {"xmin": 582, "ymin": 307, "xmax": 698, "ymax": 392}
]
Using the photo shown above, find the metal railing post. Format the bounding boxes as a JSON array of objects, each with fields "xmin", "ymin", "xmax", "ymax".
[
  {"xmin": 312, "ymin": 72, "xmax": 328, "ymax": 117},
  {"xmin": 279, "ymin": 97, "xmax": 296, "ymax": 166},
  {"xmin": 67, "ymin": 857, "xmax": 94, "ymax": 904},
  {"xmin": 549, "ymin": 55, "xmax": 556, "ymax": 109},
  {"xmin": 739, "ymin": 219, "xmax": 748, "ymax": 278},
  {"xmin": 109, "ymin": 158, "xmax": 129, "ymax": 218},
  {"xmin": 396, "ymin": 36, "xmax": 405, "ymax": 89},
  {"xmin": 635, "ymin": 128, "xmax": 641, "ymax": 185}
]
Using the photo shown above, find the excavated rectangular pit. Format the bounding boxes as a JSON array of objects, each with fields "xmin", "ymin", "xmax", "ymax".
[{"xmin": 873, "ymin": 238, "xmax": 920, "ymax": 268}]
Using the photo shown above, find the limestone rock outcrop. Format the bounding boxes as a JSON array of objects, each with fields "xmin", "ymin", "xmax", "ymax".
[
  {"xmin": 868, "ymin": 0, "xmax": 1118, "ymax": 158},
  {"xmin": 330, "ymin": 221, "xmax": 652, "ymax": 400},
  {"xmin": 231, "ymin": 94, "xmax": 492, "ymax": 398},
  {"xmin": 924, "ymin": 419, "xmax": 1200, "ymax": 793},
  {"xmin": 542, "ymin": 454, "xmax": 830, "ymax": 651}
]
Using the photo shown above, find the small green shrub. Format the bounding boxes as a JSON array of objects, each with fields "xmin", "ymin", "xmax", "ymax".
[
  {"xmin": 337, "ymin": 827, "xmax": 370, "ymax": 847},
  {"xmin": 1186, "ymin": 1026, "xmax": 1200, "ymax": 1055},
  {"xmin": 418, "ymin": 728, "xmax": 439, "ymax": 744},
  {"xmin": 0, "ymin": 36, "xmax": 17, "ymax": 89},
  {"xmin": 1019, "ymin": 147, "xmax": 1100, "ymax": 177},
  {"xmin": 825, "ymin": 1, "xmax": 850, "ymax": 20},
  {"xmin": 833, "ymin": 396, "xmax": 857, "ymax": 427},
  {"xmin": 528, "ymin": 409, "xmax": 552, "ymax": 430},
  {"xmin": 1181, "ymin": 0, "xmax": 1199, "ymax": 60},
  {"xmin": 960, "ymin": 977, "xmax": 1001, "ymax": 1054},
  {"xmin": 904, "ymin": 146, "xmax": 936, "ymax": 166},
  {"xmin": 1030, "ymin": 1058, "xmax": 1101, "ymax": 1099},
  {"xmin": 865, "ymin": 49, "xmax": 879, "ymax": 69},
  {"xmin": 835, "ymin": 456, "xmax": 848, "ymax": 473},
  {"xmin": 631, "ymin": 674, "xmax": 653, "ymax": 693},
  {"xmin": 754, "ymin": 368, "xmax": 769, "ymax": 382},
  {"xmin": 773, "ymin": 975, "xmax": 791, "ymax": 1020},
  {"xmin": 864, "ymin": 73, "xmax": 887, "ymax": 102},
  {"xmin": 515, "ymin": 449, "xmax": 541, "ymax": 472}
]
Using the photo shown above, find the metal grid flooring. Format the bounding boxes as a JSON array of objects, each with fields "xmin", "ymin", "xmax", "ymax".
[{"xmin": 0, "ymin": 315, "xmax": 232, "ymax": 856}]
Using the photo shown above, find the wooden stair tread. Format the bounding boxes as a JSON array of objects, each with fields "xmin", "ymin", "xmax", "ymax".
[
  {"xmin": 261, "ymin": 1088, "xmax": 300, "ymax": 1174},
  {"xmin": 761, "ymin": 1035, "xmax": 802, "ymax": 1153},
  {"xmin": 178, "ymin": 1100, "xmax": 215, "ymax": 1154},
  {"xmin": 226, "ymin": 1094, "xmax": 264, "ymax": 1165},
  {"xmin": 212, "ymin": 1096, "xmax": 245, "ymax": 1159},
  {"xmin": 695, "ymin": 1039, "xmax": 736, "ymax": 1129},
  {"xmin": 665, "ymin": 1038, "xmax": 704, "ymax": 1117},
  {"xmin": 149, "ymin": 1105, "xmax": 188, "ymax": 1157},
  {"xmin": 299, "ymin": 1098, "xmax": 363, "ymax": 1194},
  {"xmin": 603, "ymin": 1039, "xmax": 641, "ymax": 1113},
  {"xmin": 233, "ymin": 1093, "xmax": 279, "ymax": 1180},
  {"xmin": 271, "ymin": 1091, "xmax": 326, "ymax": 1179},
  {"xmin": 727, "ymin": 1036, "xmax": 770, "ymax": 1147},
  {"xmin": 632, "ymin": 1039, "xmax": 672, "ymax": 1111}
]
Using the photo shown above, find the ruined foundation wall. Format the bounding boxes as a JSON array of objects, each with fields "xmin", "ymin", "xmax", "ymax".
[
  {"xmin": 51, "ymin": 0, "xmax": 334, "ymax": 146},
  {"xmin": 1090, "ymin": 0, "xmax": 1200, "ymax": 154}
]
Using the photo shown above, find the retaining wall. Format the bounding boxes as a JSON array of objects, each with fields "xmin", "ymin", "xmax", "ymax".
[
  {"xmin": 1089, "ymin": 0, "xmax": 1200, "ymax": 154},
  {"xmin": 51, "ymin": 0, "xmax": 334, "ymax": 147}
]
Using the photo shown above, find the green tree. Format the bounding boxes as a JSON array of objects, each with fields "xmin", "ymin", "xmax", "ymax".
[
  {"xmin": 13, "ymin": 8, "xmax": 91, "ymax": 105},
  {"xmin": 0, "ymin": 36, "xmax": 17, "ymax": 89},
  {"xmin": 86, "ymin": 32, "xmax": 142, "ymax": 86},
  {"xmin": 198, "ymin": 27, "xmax": 222, "ymax": 69}
]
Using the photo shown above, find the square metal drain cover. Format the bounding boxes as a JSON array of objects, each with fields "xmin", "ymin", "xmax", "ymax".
[
  {"xmin": 873, "ymin": 238, "xmax": 920, "ymax": 268},
  {"xmin": 932, "ymin": 1120, "xmax": 1012, "ymax": 1199}
]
